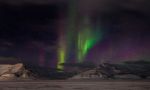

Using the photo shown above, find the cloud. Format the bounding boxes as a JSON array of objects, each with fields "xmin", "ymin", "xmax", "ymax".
[
  {"xmin": 1, "ymin": 0, "xmax": 150, "ymax": 15},
  {"xmin": 0, "ymin": 0, "xmax": 65, "ymax": 5},
  {"xmin": 78, "ymin": 0, "xmax": 150, "ymax": 16}
]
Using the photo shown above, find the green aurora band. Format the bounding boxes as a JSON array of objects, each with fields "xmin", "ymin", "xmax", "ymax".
[
  {"xmin": 57, "ymin": 34, "xmax": 66, "ymax": 70},
  {"xmin": 57, "ymin": 0, "xmax": 77, "ymax": 70},
  {"xmin": 77, "ymin": 17, "xmax": 102, "ymax": 62},
  {"xmin": 57, "ymin": 0, "xmax": 102, "ymax": 70}
]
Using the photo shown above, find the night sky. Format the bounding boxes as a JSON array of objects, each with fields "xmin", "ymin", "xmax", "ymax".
[{"xmin": 0, "ymin": 0, "xmax": 150, "ymax": 69}]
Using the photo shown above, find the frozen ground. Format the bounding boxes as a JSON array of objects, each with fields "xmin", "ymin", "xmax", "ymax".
[{"xmin": 0, "ymin": 80, "xmax": 150, "ymax": 90}]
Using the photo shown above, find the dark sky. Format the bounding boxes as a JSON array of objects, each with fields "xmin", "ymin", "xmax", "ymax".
[
  {"xmin": 0, "ymin": 0, "xmax": 149, "ymax": 67},
  {"xmin": 0, "ymin": 4, "xmax": 62, "ymax": 43},
  {"xmin": 0, "ymin": 0, "xmax": 65, "ymax": 4},
  {"xmin": 0, "ymin": 2, "xmax": 68, "ymax": 66}
]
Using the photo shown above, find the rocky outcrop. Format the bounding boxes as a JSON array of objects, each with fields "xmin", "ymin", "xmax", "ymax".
[
  {"xmin": 0, "ymin": 63, "xmax": 31, "ymax": 81},
  {"xmin": 70, "ymin": 61, "xmax": 150, "ymax": 79},
  {"xmin": 69, "ymin": 69, "xmax": 102, "ymax": 80},
  {"xmin": 0, "ymin": 74, "xmax": 16, "ymax": 81},
  {"xmin": 97, "ymin": 61, "xmax": 150, "ymax": 79}
]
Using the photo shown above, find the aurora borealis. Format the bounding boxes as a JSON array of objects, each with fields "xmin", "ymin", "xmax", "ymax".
[
  {"xmin": 0, "ymin": 1, "xmax": 149, "ymax": 72},
  {"xmin": 57, "ymin": 16, "xmax": 102, "ymax": 69},
  {"xmin": 57, "ymin": 20, "xmax": 66, "ymax": 70},
  {"xmin": 77, "ymin": 17, "xmax": 102, "ymax": 62},
  {"xmin": 56, "ymin": 0, "xmax": 102, "ymax": 69}
]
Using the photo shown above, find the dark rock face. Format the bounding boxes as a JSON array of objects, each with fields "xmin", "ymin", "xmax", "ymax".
[
  {"xmin": 69, "ymin": 61, "xmax": 150, "ymax": 79},
  {"xmin": 97, "ymin": 61, "xmax": 150, "ymax": 79}
]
